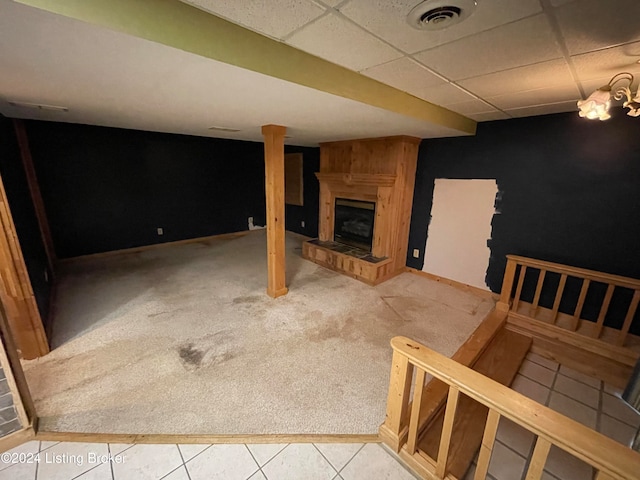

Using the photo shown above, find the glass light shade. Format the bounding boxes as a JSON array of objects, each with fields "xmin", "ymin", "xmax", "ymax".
[{"xmin": 577, "ymin": 88, "xmax": 612, "ymax": 120}]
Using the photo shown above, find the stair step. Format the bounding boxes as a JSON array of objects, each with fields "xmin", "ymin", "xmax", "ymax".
[{"xmin": 417, "ymin": 328, "xmax": 532, "ymax": 479}]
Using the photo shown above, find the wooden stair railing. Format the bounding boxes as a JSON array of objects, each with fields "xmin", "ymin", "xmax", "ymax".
[
  {"xmin": 498, "ymin": 255, "xmax": 640, "ymax": 347},
  {"xmin": 380, "ymin": 336, "xmax": 640, "ymax": 480},
  {"xmin": 497, "ymin": 255, "xmax": 640, "ymax": 388}
]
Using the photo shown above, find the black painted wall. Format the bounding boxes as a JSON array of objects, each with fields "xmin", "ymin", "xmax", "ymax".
[
  {"xmin": 408, "ymin": 109, "xmax": 640, "ymax": 333},
  {"xmin": 25, "ymin": 121, "xmax": 320, "ymax": 258},
  {"xmin": 26, "ymin": 121, "xmax": 269, "ymax": 258},
  {"xmin": 0, "ymin": 116, "xmax": 52, "ymax": 326},
  {"xmin": 284, "ymin": 146, "xmax": 319, "ymax": 238}
]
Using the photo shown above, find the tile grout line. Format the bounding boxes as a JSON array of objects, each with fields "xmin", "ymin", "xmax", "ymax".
[
  {"xmin": 551, "ymin": 381, "xmax": 601, "ymax": 410},
  {"xmin": 68, "ymin": 444, "xmax": 113, "ymax": 480},
  {"xmin": 176, "ymin": 444, "xmax": 192, "ymax": 480},
  {"xmin": 34, "ymin": 441, "xmax": 40, "ymax": 480},
  {"xmin": 519, "ymin": 368, "xmax": 601, "ymax": 410},
  {"xmin": 108, "ymin": 443, "xmax": 115, "ymax": 480},
  {"xmin": 252, "ymin": 443, "xmax": 290, "ymax": 472},
  {"xmin": 311, "ymin": 443, "xmax": 340, "ymax": 476},
  {"xmin": 334, "ymin": 443, "xmax": 366, "ymax": 476},
  {"xmin": 242, "ymin": 444, "xmax": 266, "ymax": 480},
  {"xmin": 556, "ymin": 366, "xmax": 602, "ymax": 389}
]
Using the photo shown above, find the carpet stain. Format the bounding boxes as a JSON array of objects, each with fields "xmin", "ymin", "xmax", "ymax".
[
  {"xmin": 179, "ymin": 343, "xmax": 205, "ymax": 368},
  {"xmin": 306, "ymin": 315, "xmax": 360, "ymax": 343},
  {"xmin": 233, "ymin": 295, "xmax": 262, "ymax": 304}
]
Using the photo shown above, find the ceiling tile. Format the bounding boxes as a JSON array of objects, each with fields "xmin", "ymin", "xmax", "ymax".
[
  {"xmin": 554, "ymin": 0, "xmax": 640, "ymax": 55},
  {"xmin": 180, "ymin": 0, "xmax": 326, "ymax": 39},
  {"xmin": 505, "ymin": 101, "xmax": 578, "ymax": 118},
  {"xmin": 361, "ymin": 57, "xmax": 443, "ymax": 91},
  {"xmin": 443, "ymin": 98, "xmax": 497, "ymax": 115},
  {"xmin": 338, "ymin": 0, "xmax": 542, "ymax": 54},
  {"xmin": 361, "ymin": 57, "xmax": 480, "ymax": 104},
  {"xmin": 572, "ymin": 41, "xmax": 640, "ymax": 83},
  {"xmin": 458, "ymin": 59, "xmax": 575, "ymax": 98},
  {"xmin": 286, "ymin": 13, "xmax": 402, "ymax": 71},
  {"xmin": 422, "ymin": 84, "xmax": 481, "ymax": 106},
  {"xmin": 486, "ymin": 83, "xmax": 581, "ymax": 110},
  {"xmin": 413, "ymin": 15, "xmax": 563, "ymax": 80},
  {"xmin": 468, "ymin": 111, "xmax": 511, "ymax": 122}
]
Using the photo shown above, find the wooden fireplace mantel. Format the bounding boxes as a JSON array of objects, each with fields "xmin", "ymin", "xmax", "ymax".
[
  {"xmin": 303, "ymin": 136, "xmax": 420, "ymax": 285},
  {"xmin": 314, "ymin": 173, "xmax": 396, "ymax": 188}
]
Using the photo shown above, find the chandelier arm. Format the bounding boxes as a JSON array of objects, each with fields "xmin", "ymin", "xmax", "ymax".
[
  {"xmin": 607, "ymin": 72, "xmax": 634, "ymax": 89},
  {"xmin": 613, "ymin": 86, "xmax": 633, "ymax": 102}
]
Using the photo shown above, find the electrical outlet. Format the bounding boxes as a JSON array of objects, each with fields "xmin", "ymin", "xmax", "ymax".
[
  {"xmin": 412, "ymin": 249, "xmax": 420, "ymax": 258},
  {"xmin": 301, "ymin": 220, "xmax": 305, "ymax": 228},
  {"xmin": 157, "ymin": 227, "xmax": 164, "ymax": 235}
]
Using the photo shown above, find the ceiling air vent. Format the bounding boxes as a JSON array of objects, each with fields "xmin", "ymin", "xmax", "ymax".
[
  {"xmin": 208, "ymin": 126, "xmax": 241, "ymax": 133},
  {"xmin": 407, "ymin": 0, "xmax": 477, "ymax": 31},
  {"xmin": 8, "ymin": 101, "xmax": 68, "ymax": 112}
]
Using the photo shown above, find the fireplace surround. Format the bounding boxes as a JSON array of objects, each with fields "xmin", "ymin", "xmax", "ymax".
[{"xmin": 302, "ymin": 136, "xmax": 420, "ymax": 285}]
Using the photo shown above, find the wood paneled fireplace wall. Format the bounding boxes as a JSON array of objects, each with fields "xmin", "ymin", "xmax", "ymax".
[{"xmin": 302, "ymin": 136, "xmax": 419, "ymax": 285}]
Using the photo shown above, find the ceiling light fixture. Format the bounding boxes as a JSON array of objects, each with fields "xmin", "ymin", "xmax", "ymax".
[
  {"xmin": 407, "ymin": 0, "xmax": 477, "ymax": 31},
  {"xmin": 577, "ymin": 72, "xmax": 640, "ymax": 121}
]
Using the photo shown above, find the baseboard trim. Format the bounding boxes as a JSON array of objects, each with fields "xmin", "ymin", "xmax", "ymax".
[
  {"xmin": 0, "ymin": 425, "xmax": 36, "ymax": 453},
  {"xmin": 59, "ymin": 230, "xmax": 255, "ymax": 263},
  {"xmin": 34, "ymin": 430, "xmax": 380, "ymax": 445},
  {"xmin": 405, "ymin": 268, "xmax": 498, "ymax": 301}
]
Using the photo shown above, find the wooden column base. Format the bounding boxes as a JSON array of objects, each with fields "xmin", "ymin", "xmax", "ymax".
[{"xmin": 267, "ymin": 286, "xmax": 289, "ymax": 299}]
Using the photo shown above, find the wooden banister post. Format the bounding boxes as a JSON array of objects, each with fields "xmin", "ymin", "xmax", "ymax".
[
  {"xmin": 262, "ymin": 124, "xmax": 288, "ymax": 299},
  {"xmin": 497, "ymin": 256, "xmax": 517, "ymax": 312},
  {"xmin": 379, "ymin": 349, "xmax": 414, "ymax": 452}
]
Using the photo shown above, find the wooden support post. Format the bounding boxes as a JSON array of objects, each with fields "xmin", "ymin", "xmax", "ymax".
[
  {"xmin": 550, "ymin": 274, "xmax": 567, "ymax": 325},
  {"xmin": 512, "ymin": 265, "xmax": 527, "ymax": 312},
  {"xmin": 406, "ymin": 368, "xmax": 426, "ymax": 454},
  {"xmin": 618, "ymin": 290, "xmax": 640, "ymax": 346},
  {"xmin": 436, "ymin": 385, "xmax": 460, "ymax": 478},
  {"xmin": 524, "ymin": 437, "xmax": 551, "ymax": 480},
  {"xmin": 571, "ymin": 279, "xmax": 591, "ymax": 331},
  {"xmin": 0, "ymin": 175, "xmax": 49, "ymax": 358},
  {"xmin": 530, "ymin": 270, "xmax": 546, "ymax": 317},
  {"xmin": 12, "ymin": 119, "xmax": 57, "ymax": 277},
  {"xmin": 379, "ymin": 349, "xmax": 414, "ymax": 452},
  {"xmin": 475, "ymin": 409, "xmax": 500, "ymax": 480},
  {"xmin": 261, "ymin": 125, "xmax": 288, "ymax": 298},
  {"xmin": 497, "ymin": 257, "xmax": 517, "ymax": 312}
]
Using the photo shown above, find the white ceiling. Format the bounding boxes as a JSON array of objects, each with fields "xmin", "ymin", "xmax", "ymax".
[
  {"xmin": 2, "ymin": 0, "xmax": 640, "ymax": 144},
  {"xmin": 185, "ymin": 0, "xmax": 640, "ymax": 122}
]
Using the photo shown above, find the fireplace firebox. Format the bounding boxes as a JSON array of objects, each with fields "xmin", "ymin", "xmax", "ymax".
[{"xmin": 333, "ymin": 198, "xmax": 376, "ymax": 251}]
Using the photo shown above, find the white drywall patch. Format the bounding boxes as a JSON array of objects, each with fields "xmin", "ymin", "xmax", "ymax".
[{"xmin": 423, "ymin": 179, "xmax": 497, "ymax": 290}]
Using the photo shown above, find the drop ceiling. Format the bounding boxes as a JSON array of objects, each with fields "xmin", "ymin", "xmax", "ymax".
[{"xmin": 2, "ymin": 0, "xmax": 640, "ymax": 145}]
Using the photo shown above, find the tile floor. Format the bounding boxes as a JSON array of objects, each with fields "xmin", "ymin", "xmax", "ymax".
[
  {"xmin": 464, "ymin": 352, "xmax": 640, "ymax": 480},
  {"xmin": 0, "ymin": 440, "xmax": 419, "ymax": 480}
]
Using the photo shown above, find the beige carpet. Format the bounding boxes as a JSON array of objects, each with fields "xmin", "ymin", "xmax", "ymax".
[{"xmin": 23, "ymin": 231, "xmax": 494, "ymax": 435}]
